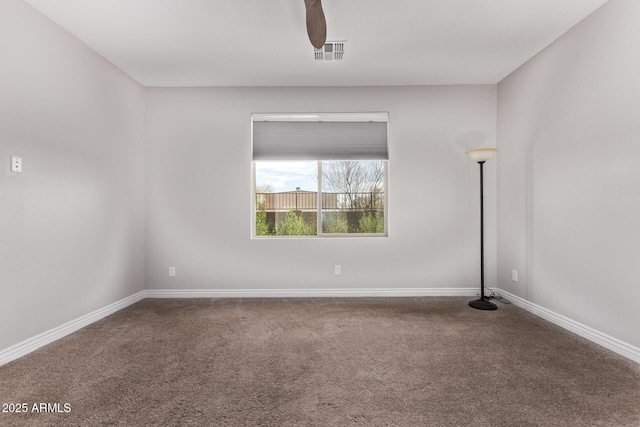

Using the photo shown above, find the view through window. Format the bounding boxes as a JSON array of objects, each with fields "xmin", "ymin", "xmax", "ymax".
[{"xmin": 254, "ymin": 160, "xmax": 386, "ymax": 237}]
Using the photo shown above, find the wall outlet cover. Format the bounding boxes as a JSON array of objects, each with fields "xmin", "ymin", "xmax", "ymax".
[{"xmin": 11, "ymin": 156, "xmax": 22, "ymax": 173}]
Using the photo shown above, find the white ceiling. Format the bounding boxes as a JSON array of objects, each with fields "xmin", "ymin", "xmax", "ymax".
[{"xmin": 24, "ymin": 0, "xmax": 608, "ymax": 87}]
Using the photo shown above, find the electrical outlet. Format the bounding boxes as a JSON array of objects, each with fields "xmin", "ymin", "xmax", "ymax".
[
  {"xmin": 334, "ymin": 265, "xmax": 341, "ymax": 276},
  {"xmin": 512, "ymin": 269, "xmax": 518, "ymax": 282},
  {"xmin": 11, "ymin": 156, "xmax": 22, "ymax": 173},
  {"xmin": 169, "ymin": 267, "xmax": 176, "ymax": 277}
]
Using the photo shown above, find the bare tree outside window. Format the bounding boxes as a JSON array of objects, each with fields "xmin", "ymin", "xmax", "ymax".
[
  {"xmin": 321, "ymin": 160, "xmax": 385, "ymax": 234},
  {"xmin": 322, "ymin": 161, "xmax": 384, "ymax": 210}
]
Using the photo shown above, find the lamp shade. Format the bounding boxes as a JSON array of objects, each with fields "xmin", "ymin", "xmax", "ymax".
[{"xmin": 465, "ymin": 148, "xmax": 497, "ymax": 163}]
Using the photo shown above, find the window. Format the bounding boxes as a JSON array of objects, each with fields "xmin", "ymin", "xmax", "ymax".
[
  {"xmin": 252, "ymin": 113, "xmax": 388, "ymax": 237},
  {"xmin": 255, "ymin": 161, "xmax": 318, "ymax": 236}
]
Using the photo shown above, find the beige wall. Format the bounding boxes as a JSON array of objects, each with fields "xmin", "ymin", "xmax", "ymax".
[
  {"xmin": 0, "ymin": 0, "xmax": 146, "ymax": 350},
  {"xmin": 497, "ymin": 0, "xmax": 640, "ymax": 347},
  {"xmin": 145, "ymin": 85, "xmax": 497, "ymax": 291}
]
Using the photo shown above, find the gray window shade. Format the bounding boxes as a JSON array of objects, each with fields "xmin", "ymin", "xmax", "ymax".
[{"xmin": 252, "ymin": 121, "xmax": 388, "ymax": 160}]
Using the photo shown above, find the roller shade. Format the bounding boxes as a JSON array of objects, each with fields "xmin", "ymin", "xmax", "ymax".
[{"xmin": 252, "ymin": 118, "xmax": 388, "ymax": 161}]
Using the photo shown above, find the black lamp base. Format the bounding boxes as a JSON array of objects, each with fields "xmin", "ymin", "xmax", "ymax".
[{"xmin": 469, "ymin": 298, "xmax": 497, "ymax": 311}]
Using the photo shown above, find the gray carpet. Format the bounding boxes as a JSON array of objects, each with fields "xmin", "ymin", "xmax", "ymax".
[{"xmin": 1, "ymin": 297, "xmax": 639, "ymax": 426}]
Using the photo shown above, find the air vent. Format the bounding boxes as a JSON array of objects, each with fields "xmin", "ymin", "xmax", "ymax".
[{"xmin": 314, "ymin": 41, "xmax": 345, "ymax": 61}]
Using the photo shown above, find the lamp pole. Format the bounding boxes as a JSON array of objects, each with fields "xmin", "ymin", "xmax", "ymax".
[{"xmin": 466, "ymin": 148, "xmax": 497, "ymax": 311}]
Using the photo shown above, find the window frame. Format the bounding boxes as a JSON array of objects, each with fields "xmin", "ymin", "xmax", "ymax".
[{"xmin": 251, "ymin": 112, "xmax": 389, "ymax": 239}]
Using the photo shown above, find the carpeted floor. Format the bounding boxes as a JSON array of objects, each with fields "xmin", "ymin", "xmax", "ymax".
[{"xmin": 1, "ymin": 297, "xmax": 639, "ymax": 426}]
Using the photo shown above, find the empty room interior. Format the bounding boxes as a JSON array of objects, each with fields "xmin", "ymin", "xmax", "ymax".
[{"xmin": 1, "ymin": 0, "xmax": 639, "ymax": 425}]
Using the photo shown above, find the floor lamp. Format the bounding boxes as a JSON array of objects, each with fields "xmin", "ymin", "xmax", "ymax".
[{"xmin": 466, "ymin": 148, "xmax": 498, "ymax": 311}]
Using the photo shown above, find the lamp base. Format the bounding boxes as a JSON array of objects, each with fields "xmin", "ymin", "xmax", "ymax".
[{"xmin": 469, "ymin": 298, "xmax": 497, "ymax": 311}]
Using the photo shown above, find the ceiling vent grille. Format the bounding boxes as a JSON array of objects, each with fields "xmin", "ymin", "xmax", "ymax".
[{"xmin": 314, "ymin": 41, "xmax": 345, "ymax": 61}]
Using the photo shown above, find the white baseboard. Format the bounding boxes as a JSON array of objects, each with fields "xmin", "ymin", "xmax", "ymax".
[
  {"xmin": 4, "ymin": 288, "xmax": 638, "ymax": 367},
  {"xmin": 496, "ymin": 289, "xmax": 640, "ymax": 365},
  {"xmin": 0, "ymin": 291, "xmax": 145, "ymax": 366},
  {"xmin": 0, "ymin": 287, "xmax": 474, "ymax": 366},
  {"xmin": 145, "ymin": 287, "xmax": 478, "ymax": 298}
]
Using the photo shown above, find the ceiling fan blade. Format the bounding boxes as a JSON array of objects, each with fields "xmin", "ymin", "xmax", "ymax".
[{"xmin": 304, "ymin": 0, "xmax": 327, "ymax": 49}]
